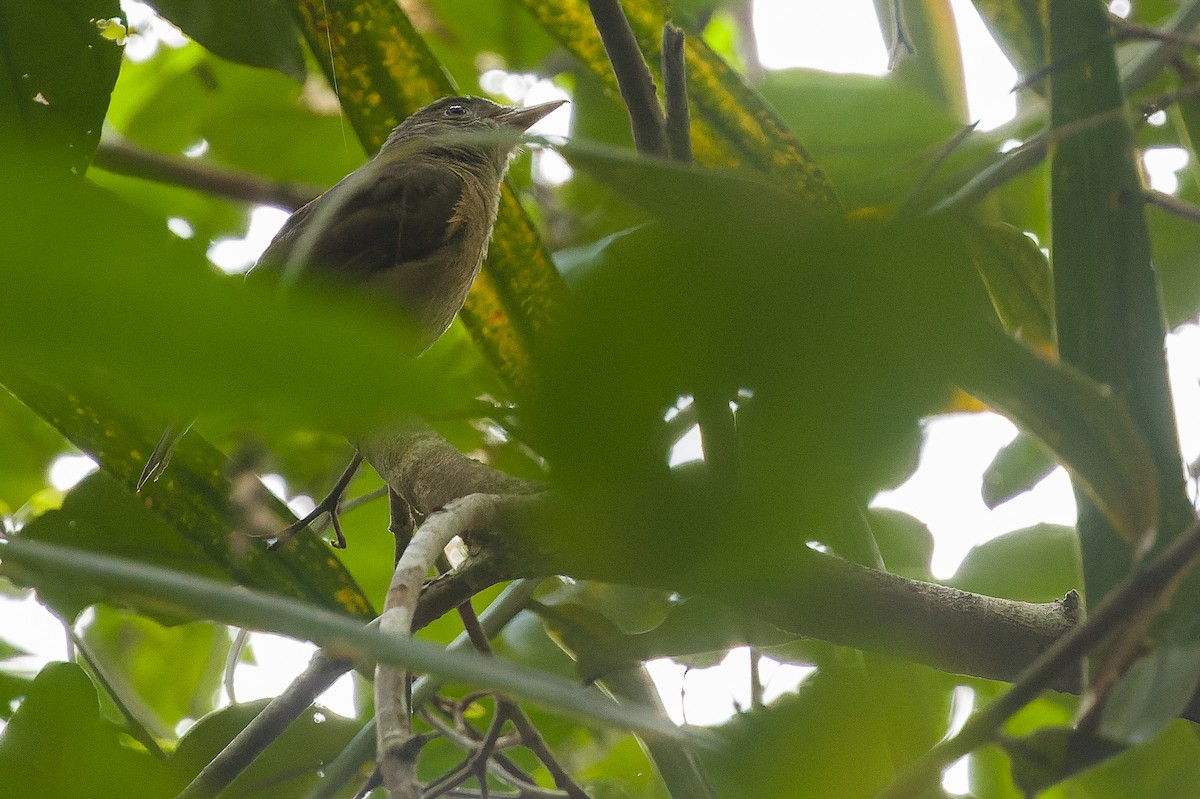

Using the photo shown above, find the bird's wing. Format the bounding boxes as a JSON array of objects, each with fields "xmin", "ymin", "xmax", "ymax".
[{"xmin": 255, "ymin": 158, "xmax": 467, "ymax": 282}]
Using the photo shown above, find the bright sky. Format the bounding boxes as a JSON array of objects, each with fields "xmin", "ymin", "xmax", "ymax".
[{"xmin": 6, "ymin": 3, "xmax": 1200, "ymax": 792}]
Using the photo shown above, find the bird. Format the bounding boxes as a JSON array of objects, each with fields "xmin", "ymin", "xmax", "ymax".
[{"xmin": 137, "ymin": 95, "xmax": 567, "ymax": 492}]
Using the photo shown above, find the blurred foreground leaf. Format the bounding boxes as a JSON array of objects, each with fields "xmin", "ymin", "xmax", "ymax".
[{"xmin": 0, "ymin": 662, "xmax": 173, "ymax": 799}]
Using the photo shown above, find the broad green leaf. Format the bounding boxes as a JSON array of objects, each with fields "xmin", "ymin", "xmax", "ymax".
[
  {"xmin": 981, "ymin": 432, "xmax": 1058, "ymax": 509},
  {"xmin": 1069, "ymin": 719, "xmax": 1200, "ymax": 798},
  {"xmin": 170, "ymin": 701, "xmax": 362, "ymax": 798},
  {"xmin": 422, "ymin": 0, "xmax": 558, "ymax": 81},
  {"xmin": 82, "ymin": 607, "xmax": 229, "ymax": 729},
  {"xmin": 970, "ymin": 0, "xmax": 1044, "ymax": 81},
  {"xmin": 1049, "ymin": 0, "xmax": 1190, "ymax": 586},
  {"xmin": 705, "ymin": 656, "xmax": 953, "ymax": 799},
  {"xmin": 1000, "ymin": 726, "xmax": 1125, "ymax": 795},
  {"xmin": 107, "ymin": 45, "xmax": 364, "ymax": 186},
  {"xmin": 875, "ymin": 0, "xmax": 969, "ymax": 122},
  {"xmin": 4, "ymin": 471, "xmax": 370, "ymax": 622},
  {"xmin": 0, "ymin": 0, "xmax": 123, "ymax": 173},
  {"xmin": 146, "ymin": 0, "xmax": 306, "ymax": 80},
  {"xmin": 950, "ymin": 524, "xmax": 1081, "ymax": 605},
  {"xmin": 866, "ymin": 508, "xmax": 936, "ymax": 581},
  {"xmin": 551, "ymin": 143, "xmax": 1160, "ymax": 552},
  {"xmin": 0, "ymin": 662, "xmax": 174, "ymax": 799},
  {"xmin": 758, "ymin": 67, "xmax": 977, "ymax": 211},
  {"xmin": 1095, "ymin": 644, "xmax": 1200, "ymax": 746},
  {"xmin": 0, "ymin": 387, "xmax": 66, "ymax": 513},
  {"xmin": 965, "ymin": 221, "xmax": 1054, "ymax": 350}
]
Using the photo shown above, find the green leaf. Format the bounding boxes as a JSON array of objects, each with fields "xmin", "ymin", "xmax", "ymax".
[
  {"xmin": 1048, "ymin": 0, "xmax": 1191, "ymax": 601},
  {"xmin": 981, "ymin": 432, "xmax": 1058, "ymax": 509},
  {"xmin": 705, "ymin": 656, "xmax": 953, "ymax": 799},
  {"xmin": 1069, "ymin": 719, "xmax": 1200, "ymax": 798},
  {"xmin": 4, "ymin": 471, "xmax": 369, "ymax": 623},
  {"xmin": 759, "ymin": 67, "xmax": 976, "ymax": 210},
  {"xmin": 970, "ymin": 0, "xmax": 1044, "ymax": 81},
  {"xmin": 146, "ymin": 0, "xmax": 306, "ymax": 80},
  {"xmin": 964, "ymin": 221, "xmax": 1053, "ymax": 350},
  {"xmin": 1000, "ymin": 726, "xmax": 1125, "ymax": 796},
  {"xmin": 949, "ymin": 524, "xmax": 1081, "ymax": 605},
  {"xmin": 543, "ymin": 148, "xmax": 1160, "ymax": 571},
  {"xmin": 82, "ymin": 607, "xmax": 228, "ymax": 729},
  {"xmin": 107, "ymin": 45, "xmax": 364, "ymax": 185},
  {"xmin": 0, "ymin": 387, "xmax": 67, "ymax": 512},
  {"xmin": 866, "ymin": 508, "xmax": 935, "ymax": 581},
  {"xmin": 0, "ymin": 662, "xmax": 174, "ymax": 799},
  {"xmin": 0, "ymin": 538, "xmax": 697, "ymax": 739},
  {"xmin": 1094, "ymin": 644, "xmax": 1200, "ymax": 747},
  {"xmin": 0, "ymin": 0, "xmax": 124, "ymax": 172},
  {"xmin": 170, "ymin": 701, "xmax": 361, "ymax": 797}
]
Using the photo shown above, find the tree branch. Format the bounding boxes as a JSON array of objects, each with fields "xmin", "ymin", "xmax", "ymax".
[
  {"xmin": 587, "ymin": 0, "xmax": 668, "ymax": 156},
  {"xmin": 359, "ymin": 421, "xmax": 1084, "ymax": 692},
  {"xmin": 90, "ymin": 137, "xmax": 322, "ymax": 211}
]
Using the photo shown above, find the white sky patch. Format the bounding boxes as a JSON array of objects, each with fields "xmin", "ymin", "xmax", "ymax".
[
  {"xmin": 754, "ymin": 0, "xmax": 888, "ymax": 74},
  {"xmin": 227, "ymin": 633, "xmax": 357, "ymax": 717},
  {"xmin": 1168, "ymin": 325, "xmax": 1200, "ymax": 480},
  {"xmin": 120, "ymin": 0, "xmax": 188, "ymax": 62},
  {"xmin": 207, "ymin": 205, "xmax": 290, "ymax": 274},
  {"xmin": 48, "ymin": 454, "xmax": 99, "ymax": 492},
  {"xmin": 1144, "ymin": 147, "xmax": 1190, "ymax": 195},
  {"xmin": 949, "ymin": 0, "xmax": 1018, "ymax": 130},
  {"xmin": 873, "ymin": 413, "xmax": 1077, "ymax": 579},
  {"xmin": 646, "ymin": 647, "xmax": 814, "ymax": 726}
]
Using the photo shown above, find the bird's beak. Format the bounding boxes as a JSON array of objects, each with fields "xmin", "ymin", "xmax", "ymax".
[{"xmin": 494, "ymin": 99, "xmax": 568, "ymax": 132}]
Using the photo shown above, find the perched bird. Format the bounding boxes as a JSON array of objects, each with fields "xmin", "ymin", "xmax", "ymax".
[{"xmin": 137, "ymin": 95, "xmax": 566, "ymax": 490}]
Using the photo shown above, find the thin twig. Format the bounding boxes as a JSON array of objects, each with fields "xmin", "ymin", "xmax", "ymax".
[
  {"xmin": 312, "ymin": 486, "xmax": 389, "ymax": 534},
  {"xmin": 587, "ymin": 0, "xmax": 667, "ymax": 156},
  {"xmin": 303, "ymin": 581, "xmax": 543, "ymax": 799},
  {"xmin": 72, "ymin": 631, "xmax": 169, "ymax": 758},
  {"xmin": 272, "ymin": 452, "xmax": 364, "ymax": 550},
  {"xmin": 897, "ymin": 121, "xmax": 978, "ymax": 217},
  {"xmin": 875, "ymin": 514, "xmax": 1200, "ymax": 799},
  {"xmin": 661, "ymin": 23, "xmax": 692, "ymax": 163},
  {"xmin": 91, "ymin": 138, "xmax": 321, "ymax": 211},
  {"xmin": 224, "ymin": 627, "xmax": 251, "ymax": 704},
  {"xmin": 1112, "ymin": 14, "xmax": 1200, "ymax": 51},
  {"xmin": 1146, "ymin": 188, "xmax": 1200, "ymax": 224},
  {"xmin": 1119, "ymin": 0, "xmax": 1200, "ymax": 93},
  {"xmin": 934, "ymin": 80, "xmax": 1200, "ymax": 213},
  {"xmin": 455, "ymin": 600, "xmax": 591, "ymax": 799}
]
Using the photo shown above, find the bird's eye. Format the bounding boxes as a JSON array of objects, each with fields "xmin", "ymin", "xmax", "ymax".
[{"xmin": 443, "ymin": 104, "xmax": 470, "ymax": 118}]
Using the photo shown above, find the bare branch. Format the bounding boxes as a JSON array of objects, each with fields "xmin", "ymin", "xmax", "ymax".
[
  {"xmin": 587, "ymin": 0, "xmax": 668, "ymax": 156},
  {"xmin": 91, "ymin": 137, "xmax": 322, "ymax": 211}
]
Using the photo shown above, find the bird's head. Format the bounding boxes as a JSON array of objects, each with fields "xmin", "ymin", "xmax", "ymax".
[{"xmin": 381, "ymin": 95, "xmax": 566, "ymax": 172}]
